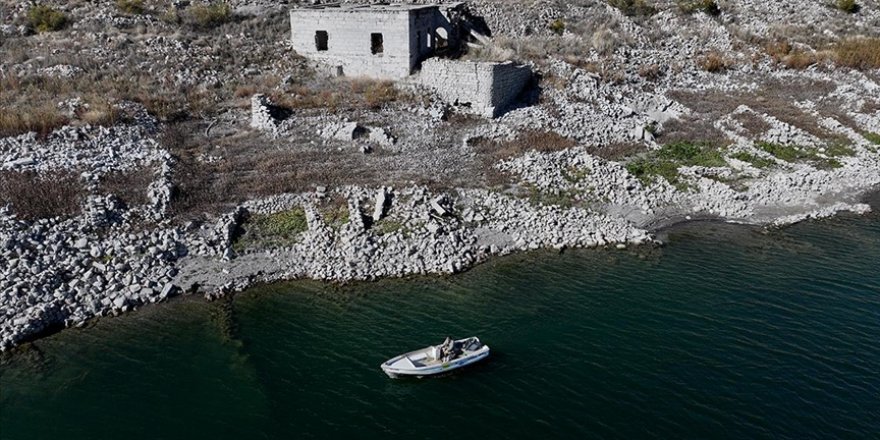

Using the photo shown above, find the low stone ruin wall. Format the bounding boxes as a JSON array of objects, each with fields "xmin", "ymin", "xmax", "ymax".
[{"xmin": 417, "ymin": 59, "xmax": 532, "ymax": 118}]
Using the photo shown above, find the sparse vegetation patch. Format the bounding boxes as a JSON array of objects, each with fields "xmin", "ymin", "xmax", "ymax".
[
  {"xmin": 187, "ymin": 1, "xmax": 233, "ymax": 29},
  {"xmin": 730, "ymin": 152, "xmax": 775, "ymax": 169},
  {"xmin": 0, "ymin": 171, "xmax": 85, "ymax": 220},
  {"xmin": 862, "ymin": 132, "xmax": 880, "ymax": 145},
  {"xmin": 698, "ymin": 50, "xmax": 731, "ymax": 72},
  {"xmin": 832, "ymin": 38, "xmax": 880, "ymax": 70},
  {"xmin": 678, "ymin": 0, "xmax": 720, "ymax": 15},
  {"xmin": 608, "ymin": 0, "xmax": 656, "ymax": 17},
  {"xmin": 834, "ymin": 0, "xmax": 859, "ymax": 13},
  {"xmin": 0, "ymin": 103, "xmax": 69, "ymax": 139},
  {"xmin": 116, "ymin": 0, "xmax": 145, "ymax": 15},
  {"xmin": 234, "ymin": 208, "xmax": 308, "ymax": 251},
  {"xmin": 756, "ymin": 141, "xmax": 850, "ymax": 169},
  {"xmin": 549, "ymin": 19, "xmax": 566, "ymax": 36},
  {"xmin": 626, "ymin": 141, "xmax": 725, "ymax": 188},
  {"xmin": 27, "ymin": 5, "xmax": 68, "ymax": 33}
]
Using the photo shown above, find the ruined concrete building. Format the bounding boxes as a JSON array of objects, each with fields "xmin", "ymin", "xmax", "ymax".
[
  {"xmin": 290, "ymin": 3, "xmax": 465, "ymax": 78},
  {"xmin": 289, "ymin": 2, "xmax": 532, "ymax": 118}
]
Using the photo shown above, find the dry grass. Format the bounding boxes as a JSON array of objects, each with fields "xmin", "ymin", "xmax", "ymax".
[
  {"xmin": 97, "ymin": 167, "xmax": 154, "ymax": 208},
  {"xmin": 764, "ymin": 39, "xmax": 819, "ymax": 69},
  {"xmin": 186, "ymin": 2, "xmax": 233, "ymax": 30},
  {"xmin": 272, "ymin": 78, "xmax": 406, "ymax": 111},
  {"xmin": 0, "ymin": 171, "xmax": 85, "ymax": 220},
  {"xmin": 732, "ymin": 111, "xmax": 771, "ymax": 137},
  {"xmin": 0, "ymin": 103, "xmax": 69, "ymax": 139},
  {"xmin": 833, "ymin": 38, "xmax": 880, "ymax": 70},
  {"xmin": 472, "ymin": 131, "xmax": 577, "ymax": 187},
  {"xmin": 697, "ymin": 50, "xmax": 731, "ymax": 72},
  {"xmin": 668, "ymin": 79, "xmax": 841, "ymax": 141},
  {"xmin": 638, "ymin": 64, "xmax": 662, "ymax": 80},
  {"xmin": 608, "ymin": 0, "xmax": 657, "ymax": 18},
  {"xmin": 166, "ymin": 124, "xmax": 387, "ymax": 219},
  {"xmin": 656, "ymin": 116, "xmax": 729, "ymax": 147}
]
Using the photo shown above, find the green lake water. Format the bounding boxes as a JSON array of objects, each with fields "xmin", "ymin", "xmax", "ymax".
[{"xmin": 2, "ymin": 198, "xmax": 879, "ymax": 439}]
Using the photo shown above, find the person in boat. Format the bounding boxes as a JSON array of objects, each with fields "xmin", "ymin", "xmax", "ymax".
[{"xmin": 438, "ymin": 337, "xmax": 455, "ymax": 362}]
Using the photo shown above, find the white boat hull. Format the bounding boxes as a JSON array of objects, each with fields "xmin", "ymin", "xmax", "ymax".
[{"xmin": 381, "ymin": 337, "xmax": 490, "ymax": 378}]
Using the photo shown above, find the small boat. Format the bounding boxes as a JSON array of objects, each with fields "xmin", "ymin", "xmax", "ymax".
[{"xmin": 380, "ymin": 336, "xmax": 490, "ymax": 378}]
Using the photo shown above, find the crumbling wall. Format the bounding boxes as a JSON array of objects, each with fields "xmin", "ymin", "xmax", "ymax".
[{"xmin": 418, "ymin": 59, "xmax": 532, "ymax": 118}]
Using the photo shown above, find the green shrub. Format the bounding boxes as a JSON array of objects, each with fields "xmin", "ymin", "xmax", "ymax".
[
  {"xmin": 258, "ymin": 208, "xmax": 308, "ymax": 237},
  {"xmin": 233, "ymin": 208, "xmax": 308, "ymax": 251},
  {"xmin": 626, "ymin": 158, "xmax": 682, "ymax": 186},
  {"xmin": 608, "ymin": 0, "xmax": 656, "ymax": 17},
  {"xmin": 549, "ymin": 19, "xmax": 566, "ymax": 36},
  {"xmin": 625, "ymin": 141, "xmax": 725, "ymax": 188},
  {"xmin": 116, "ymin": 0, "xmax": 145, "ymax": 15},
  {"xmin": 825, "ymin": 143, "xmax": 855, "ymax": 157},
  {"xmin": 321, "ymin": 204, "xmax": 349, "ymax": 230},
  {"xmin": 657, "ymin": 141, "xmax": 726, "ymax": 167},
  {"xmin": 678, "ymin": 0, "xmax": 720, "ymax": 15},
  {"xmin": 835, "ymin": 0, "xmax": 859, "ymax": 13},
  {"xmin": 730, "ymin": 152, "xmax": 775, "ymax": 169},
  {"xmin": 188, "ymin": 2, "xmax": 232, "ymax": 29},
  {"xmin": 756, "ymin": 142, "xmax": 813, "ymax": 161},
  {"xmin": 27, "ymin": 5, "xmax": 67, "ymax": 33},
  {"xmin": 756, "ymin": 141, "xmax": 849, "ymax": 169},
  {"xmin": 373, "ymin": 219, "xmax": 405, "ymax": 235},
  {"xmin": 862, "ymin": 132, "xmax": 880, "ymax": 145}
]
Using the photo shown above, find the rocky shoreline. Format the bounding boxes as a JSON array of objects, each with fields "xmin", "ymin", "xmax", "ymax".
[
  {"xmin": 3, "ymin": 0, "xmax": 880, "ymax": 351},
  {"xmin": 1, "ymin": 140, "xmax": 877, "ymax": 351}
]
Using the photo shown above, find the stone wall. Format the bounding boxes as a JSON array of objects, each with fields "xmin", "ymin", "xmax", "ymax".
[{"xmin": 417, "ymin": 58, "xmax": 532, "ymax": 118}]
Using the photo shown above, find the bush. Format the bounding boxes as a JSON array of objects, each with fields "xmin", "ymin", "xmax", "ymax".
[
  {"xmin": 27, "ymin": 5, "xmax": 67, "ymax": 33},
  {"xmin": 678, "ymin": 0, "xmax": 720, "ymax": 15},
  {"xmin": 0, "ymin": 171, "xmax": 85, "ymax": 220},
  {"xmin": 697, "ymin": 50, "xmax": 730, "ymax": 72},
  {"xmin": 187, "ymin": 2, "xmax": 232, "ymax": 29},
  {"xmin": 549, "ymin": 19, "xmax": 566, "ymax": 36},
  {"xmin": 608, "ymin": 0, "xmax": 656, "ymax": 17},
  {"xmin": 833, "ymin": 38, "xmax": 880, "ymax": 70},
  {"xmin": 116, "ymin": 0, "xmax": 145, "ymax": 15},
  {"xmin": 835, "ymin": 0, "xmax": 859, "ymax": 13}
]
